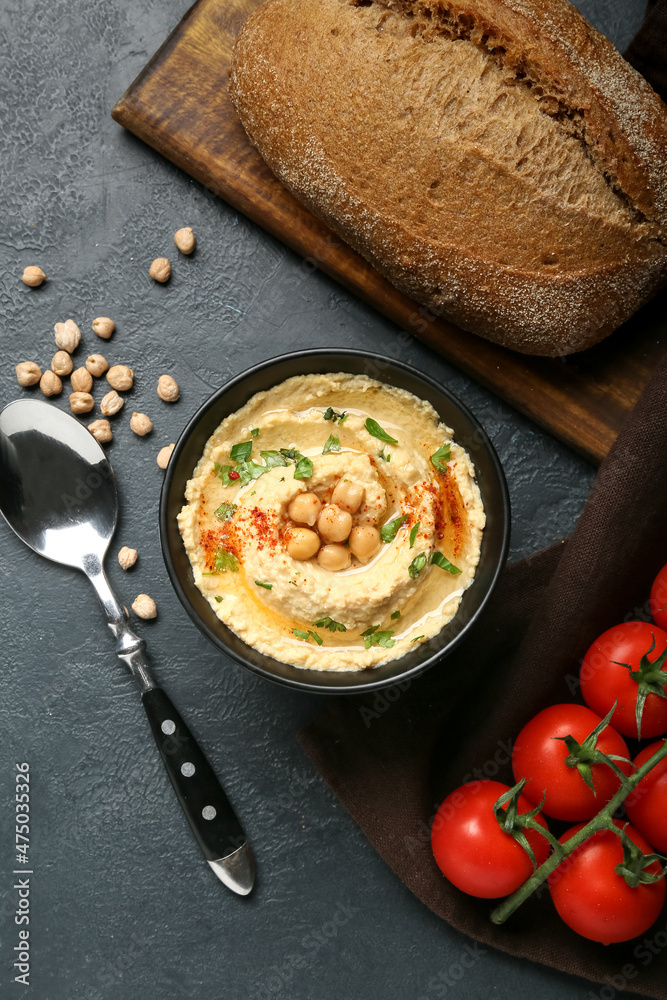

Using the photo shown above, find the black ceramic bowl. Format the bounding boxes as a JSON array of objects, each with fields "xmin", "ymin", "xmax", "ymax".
[{"xmin": 159, "ymin": 349, "xmax": 510, "ymax": 694}]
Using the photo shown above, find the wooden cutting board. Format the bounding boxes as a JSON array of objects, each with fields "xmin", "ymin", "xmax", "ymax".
[{"xmin": 111, "ymin": 0, "xmax": 666, "ymax": 465}]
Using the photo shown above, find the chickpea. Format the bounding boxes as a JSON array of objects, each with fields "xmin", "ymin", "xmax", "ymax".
[
  {"xmin": 285, "ymin": 527, "xmax": 320, "ymax": 561},
  {"xmin": 317, "ymin": 504, "xmax": 352, "ymax": 544},
  {"xmin": 349, "ymin": 525, "xmax": 381, "ymax": 562},
  {"xmin": 71, "ymin": 367, "xmax": 93, "ymax": 393},
  {"xmin": 52, "ymin": 351, "xmax": 73, "ymax": 376},
  {"xmin": 288, "ymin": 492, "xmax": 322, "ymax": 527},
  {"xmin": 331, "ymin": 479, "xmax": 365, "ymax": 514},
  {"xmin": 317, "ymin": 544, "xmax": 351, "ymax": 572}
]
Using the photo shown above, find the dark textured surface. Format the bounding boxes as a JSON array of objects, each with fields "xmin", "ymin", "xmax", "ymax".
[{"xmin": 0, "ymin": 1, "xmax": 650, "ymax": 998}]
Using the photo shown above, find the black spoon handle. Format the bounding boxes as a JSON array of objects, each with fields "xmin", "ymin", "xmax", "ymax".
[{"xmin": 142, "ymin": 686, "xmax": 247, "ymax": 861}]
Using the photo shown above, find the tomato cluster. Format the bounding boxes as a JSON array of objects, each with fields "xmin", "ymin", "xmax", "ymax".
[{"xmin": 431, "ymin": 562, "xmax": 667, "ymax": 945}]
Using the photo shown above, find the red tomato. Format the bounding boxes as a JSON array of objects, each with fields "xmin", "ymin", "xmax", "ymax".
[
  {"xmin": 625, "ymin": 742, "xmax": 667, "ymax": 853},
  {"xmin": 512, "ymin": 704, "xmax": 632, "ymax": 821},
  {"xmin": 651, "ymin": 564, "xmax": 667, "ymax": 631},
  {"xmin": 431, "ymin": 780, "xmax": 551, "ymax": 898},
  {"xmin": 548, "ymin": 820, "xmax": 665, "ymax": 944},
  {"xmin": 580, "ymin": 621, "xmax": 667, "ymax": 739}
]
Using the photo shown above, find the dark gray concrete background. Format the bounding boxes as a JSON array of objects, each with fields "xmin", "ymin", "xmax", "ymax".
[{"xmin": 0, "ymin": 1, "xmax": 651, "ymax": 997}]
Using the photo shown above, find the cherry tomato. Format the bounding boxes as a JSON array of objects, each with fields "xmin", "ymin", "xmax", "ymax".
[
  {"xmin": 651, "ymin": 564, "xmax": 667, "ymax": 631},
  {"xmin": 512, "ymin": 704, "xmax": 632, "ymax": 821},
  {"xmin": 580, "ymin": 621, "xmax": 667, "ymax": 739},
  {"xmin": 548, "ymin": 820, "xmax": 665, "ymax": 944},
  {"xmin": 431, "ymin": 780, "xmax": 551, "ymax": 898},
  {"xmin": 625, "ymin": 742, "xmax": 667, "ymax": 853}
]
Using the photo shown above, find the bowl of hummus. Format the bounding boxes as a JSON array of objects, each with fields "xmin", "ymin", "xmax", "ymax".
[{"xmin": 160, "ymin": 350, "xmax": 509, "ymax": 692}]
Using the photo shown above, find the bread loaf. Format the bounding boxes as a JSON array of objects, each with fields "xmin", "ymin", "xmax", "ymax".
[{"xmin": 229, "ymin": 0, "xmax": 667, "ymax": 356}]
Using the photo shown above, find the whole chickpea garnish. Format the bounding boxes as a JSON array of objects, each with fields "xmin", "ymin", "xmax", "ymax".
[
  {"xmin": 285, "ymin": 527, "xmax": 320, "ymax": 561},
  {"xmin": 349, "ymin": 526, "xmax": 381, "ymax": 563},
  {"xmin": 52, "ymin": 351, "xmax": 73, "ymax": 376},
  {"xmin": 132, "ymin": 594, "xmax": 157, "ymax": 619},
  {"xmin": 288, "ymin": 492, "xmax": 322, "ymax": 527},
  {"xmin": 149, "ymin": 257, "xmax": 171, "ymax": 283},
  {"xmin": 118, "ymin": 546, "xmax": 138, "ymax": 570},
  {"xmin": 71, "ymin": 367, "xmax": 93, "ymax": 393},
  {"xmin": 15, "ymin": 362, "xmax": 42, "ymax": 387},
  {"xmin": 331, "ymin": 479, "xmax": 365, "ymax": 514},
  {"xmin": 157, "ymin": 444, "xmax": 175, "ymax": 469},
  {"xmin": 317, "ymin": 504, "xmax": 353, "ymax": 544},
  {"xmin": 317, "ymin": 544, "xmax": 351, "ymax": 572},
  {"xmin": 40, "ymin": 371, "xmax": 62, "ymax": 397}
]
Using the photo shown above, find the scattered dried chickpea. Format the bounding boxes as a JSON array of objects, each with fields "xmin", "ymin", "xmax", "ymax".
[
  {"xmin": 118, "ymin": 546, "xmax": 138, "ymax": 570},
  {"xmin": 157, "ymin": 443, "xmax": 175, "ymax": 469},
  {"xmin": 51, "ymin": 351, "xmax": 73, "ymax": 376},
  {"xmin": 157, "ymin": 374, "xmax": 179, "ymax": 402},
  {"xmin": 174, "ymin": 227, "xmax": 196, "ymax": 255},
  {"xmin": 71, "ymin": 367, "xmax": 93, "ymax": 393},
  {"xmin": 92, "ymin": 317, "xmax": 115, "ymax": 339},
  {"xmin": 149, "ymin": 258, "xmax": 171, "ymax": 283},
  {"xmin": 86, "ymin": 354, "xmax": 108, "ymax": 377},
  {"xmin": 132, "ymin": 594, "xmax": 157, "ymax": 619},
  {"xmin": 130, "ymin": 411, "xmax": 153, "ymax": 436},
  {"xmin": 22, "ymin": 266, "xmax": 46, "ymax": 287},
  {"xmin": 101, "ymin": 390, "xmax": 124, "ymax": 416},
  {"xmin": 15, "ymin": 362, "xmax": 42, "ymax": 387},
  {"xmin": 106, "ymin": 365, "xmax": 134, "ymax": 391},
  {"xmin": 70, "ymin": 391, "xmax": 94, "ymax": 415},
  {"xmin": 54, "ymin": 319, "xmax": 81, "ymax": 353},
  {"xmin": 88, "ymin": 419, "xmax": 113, "ymax": 444},
  {"xmin": 40, "ymin": 370, "xmax": 62, "ymax": 397}
]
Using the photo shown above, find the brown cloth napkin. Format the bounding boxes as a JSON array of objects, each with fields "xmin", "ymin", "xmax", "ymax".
[
  {"xmin": 300, "ymin": 10, "xmax": 667, "ymax": 983},
  {"xmin": 300, "ymin": 351, "xmax": 667, "ymax": 998}
]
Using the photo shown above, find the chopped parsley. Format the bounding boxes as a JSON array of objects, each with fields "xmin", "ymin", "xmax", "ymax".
[
  {"xmin": 215, "ymin": 595, "xmax": 223, "ymax": 603},
  {"xmin": 379, "ymin": 450, "xmax": 391, "ymax": 463},
  {"xmin": 408, "ymin": 552, "xmax": 427, "ymax": 579},
  {"xmin": 294, "ymin": 456, "xmax": 314, "ymax": 480},
  {"xmin": 431, "ymin": 552, "xmax": 462, "ymax": 574},
  {"xmin": 314, "ymin": 616, "xmax": 347, "ymax": 633},
  {"xmin": 250, "ymin": 427, "xmax": 259, "ymax": 438},
  {"xmin": 365, "ymin": 417, "xmax": 397, "ymax": 445},
  {"xmin": 215, "ymin": 460, "xmax": 266, "ymax": 487},
  {"xmin": 280, "ymin": 447, "xmax": 302, "ymax": 461},
  {"xmin": 431, "ymin": 443, "xmax": 451, "ymax": 472},
  {"xmin": 380, "ymin": 514, "xmax": 408, "ymax": 543},
  {"xmin": 261, "ymin": 450, "xmax": 289, "ymax": 469},
  {"xmin": 255, "ymin": 580, "xmax": 273, "ymax": 590},
  {"xmin": 362, "ymin": 625, "xmax": 396, "ymax": 649},
  {"xmin": 322, "ymin": 434, "xmax": 341, "ymax": 455},
  {"xmin": 409, "ymin": 521, "xmax": 420, "ymax": 547},
  {"xmin": 230, "ymin": 440, "xmax": 253, "ymax": 462},
  {"xmin": 293, "ymin": 628, "xmax": 323, "ymax": 645},
  {"xmin": 214, "ymin": 501, "xmax": 238, "ymax": 522},
  {"xmin": 323, "ymin": 407, "xmax": 347, "ymax": 423},
  {"xmin": 214, "ymin": 545, "xmax": 239, "ymax": 573},
  {"xmin": 391, "ymin": 610, "xmax": 401, "ymax": 620},
  {"xmin": 412, "ymin": 635, "xmax": 425, "ymax": 642}
]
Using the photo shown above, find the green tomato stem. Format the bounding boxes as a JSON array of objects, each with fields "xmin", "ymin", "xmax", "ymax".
[{"xmin": 490, "ymin": 738, "xmax": 667, "ymax": 926}]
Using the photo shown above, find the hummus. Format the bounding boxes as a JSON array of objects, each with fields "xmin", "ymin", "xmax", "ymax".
[{"xmin": 178, "ymin": 373, "xmax": 485, "ymax": 670}]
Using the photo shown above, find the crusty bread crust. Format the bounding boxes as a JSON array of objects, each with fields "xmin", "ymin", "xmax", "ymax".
[{"xmin": 230, "ymin": 0, "xmax": 667, "ymax": 355}]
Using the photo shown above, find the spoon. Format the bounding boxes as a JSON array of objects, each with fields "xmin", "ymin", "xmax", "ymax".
[{"xmin": 0, "ymin": 398, "xmax": 254, "ymax": 895}]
